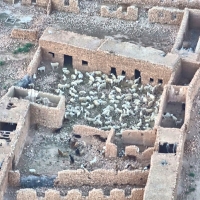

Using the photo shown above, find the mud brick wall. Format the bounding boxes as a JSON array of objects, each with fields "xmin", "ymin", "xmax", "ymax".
[
  {"xmin": 125, "ymin": 146, "xmax": 154, "ymax": 162},
  {"xmin": 27, "ymin": 46, "xmax": 42, "ymax": 75},
  {"xmin": 171, "ymin": 8, "xmax": 189, "ymax": 53},
  {"xmin": 103, "ymin": 0, "xmax": 200, "ymax": 9},
  {"xmin": 0, "ymin": 157, "xmax": 12, "ymax": 199},
  {"xmin": 52, "ymin": 0, "xmax": 79, "ymax": 13},
  {"xmin": 21, "ymin": 0, "xmax": 48, "ymax": 6},
  {"xmin": 122, "ymin": 129, "xmax": 156, "ymax": 146},
  {"xmin": 73, "ymin": 125, "xmax": 110, "ymax": 138},
  {"xmin": 21, "ymin": 0, "xmax": 31, "ymax": 5},
  {"xmin": 11, "ymin": 29, "xmax": 38, "ymax": 41},
  {"xmin": 16, "ymin": 188, "xmax": 144, "ymax": 200},
  {"xmin": 30, "ymin": 94, "xmax": 65, "ymax": 128},
  {"xmin": 8, "ymin": 170, "xmax": 20, "ymax": 187},
  {"xmin": 55, "ymin": 169, "xmax": 149, "ymax": 186},
  {"xmin": 101, "ymin": 5, "xmax": 138, "ymax": 21},
  {"xmin": 148, "ymin": 7, "xmax": 184, "ymax": 25},
  {"xmin": 105, "ymin": 129, "xmax": 117, "ymax": 157},
  {"xmin": 12, "ymin": 108, "xmax": 30, "ymax": 165},
  {"xmin": 40, "ymin": 41, "xmax": 174, "ymax": 85}
]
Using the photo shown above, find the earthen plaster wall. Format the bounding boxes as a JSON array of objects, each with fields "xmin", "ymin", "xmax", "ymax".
[
  {"xmin": 27, "ymin": 46, "xmax": 42, "ymax": 75},
  {"xmin": 40, "ymin": 39, "xmax": 176, "ymax": 85},
  {"xmin": 171, "ymin": 8, "xmax": 189, "ymax": 53},
  {"xmin": 30, "ymin": 93, "xmax": 65, "ymax": 128},
  {"xmin": 101, "ymin": 5, "xmax": 138, "ymax": 21},
  {"xmin": 122, "ymin": 129, "xmax": 156, "ymax": 146},
  {"xmin": 52, "ymin": 0, "xmax": 79, "ymax": 13},
  {"xmin": 16, "ymin": 188, "xmax": 144, "ymax": 200},
  {"xmin": 148, "ymin": 7, "xmax": 184, "ymax": 25},
  {"xmin": 103, "ymin": 0, "xmax": 200, "ymax": 9},
  {"xmin": 55, "ymin": 169, "xmax": 149, "ymax": 187},
  {"xmin": 105, "ymin": 129, "xmax": 117, "ymax": 157},
  {"xmin": 73, "ymin": 125, "xmax": 110, "ymax": 138},
  {"xmin": 11, "ymin": 29, "xmax": 38, "ymax": 41}
]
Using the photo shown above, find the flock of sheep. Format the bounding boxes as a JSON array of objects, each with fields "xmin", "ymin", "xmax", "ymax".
[{"xmin": 37, "ymin": 63, "xmax": 162, "ymax": 133}]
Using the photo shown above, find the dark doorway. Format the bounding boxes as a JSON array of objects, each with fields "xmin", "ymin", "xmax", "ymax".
[
  {"xmin": 122, "ymin": 70, "xmax": 126, "ymax": 75},
  {"xmin": 150, "ymin": 78, "xmax": 154, "ymax": 83},
  {"xmin": 64, "ymin": 0, "xmax": 69, "ymax": 6},
  {"xmin": 64, "ymin": 55, "xmax": 73, "ymax": 67},
  {"xmin": 31, "ymin": 0, "xmax": 36, "ymax": 3},
  {"xmin": 158, "ymin": 79, "xmax": 163, "ymax": 84},
  {"xmin": 110, "ymin": 67, "xmax": 117, "ymax": 76},
  {"xmin": 159, "ymin": 142, "xmax": 177, "ymax": 153},
  {"xmin": 82, "ymin": 60, "xmax": 88, "ymax": 66},
  {"xmin": 0, "ymin": 122, "xmax": 17, "ymax": 132},
  {"xmin": 134, "ymin": 69, "xmax": 141, "ymax": 80}
]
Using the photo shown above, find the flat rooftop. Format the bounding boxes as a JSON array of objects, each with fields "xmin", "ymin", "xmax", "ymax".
[
  {"xmin": 0, "ymin": 96, "xmax": 30, "ymax": 124},
  {"xmin": 144, "ymin": 153, "xmax": 178, "ymax": 200},
  {"xmin": 40, "ymin": 27, "xmax": 103, "ymax": 51},
  {"xmin": 157, "ymin": 127, "xmax": 182, "ymax": 144},
  {"xmin": 40, "ymin": 28, "xmax": 179, "ymax": 68}
]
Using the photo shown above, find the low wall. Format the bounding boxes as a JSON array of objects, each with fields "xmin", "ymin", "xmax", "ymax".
[
  {"xmin": 27, "ymin": 46, "xmax": 42, "ymax": 75},
  {"xmin": 148, "ymin": 7, "xmax": 184, "ymax": 25},
  {"xmin": 16, "ymin": 188, "xmax": 144, "ymax": 200},
  {"xmin": 30, "ymin": 93, "xmax": 65, "ymax": 128},
  {"xmin": 122, "ymin": 129, "xmax": 156, "ymax": 147},
  {"xmin": 125, "ymin": 146, "xmax": 154, "ymax": 162},
  {"xmin": 55, "ymin": 169, "xmax": 149, "ymax": 187},
  {"xmin": 73, "ymin": 125, "xmax": 110, "ymax": 138},
  {"xmin": 103, "ymin": 0, "xmax": 200, "ymax": 9},
  {"xmin": 11, "ymin": 29, "xmax": 38, "ymax": 41},
  {"xmin": 101, "ymin": 5, "xmax": 138, "ymax": 21},
  {"xmin": 105, "ymin": 129, "xmax": 117, "ymax": 158},
  {"xmin": 52, "ymin": 0, "xmax": 79, "ymax": 13},
  {"xmin": 171, "ymin": 8, "xmax": 189, "ymax": 53}
]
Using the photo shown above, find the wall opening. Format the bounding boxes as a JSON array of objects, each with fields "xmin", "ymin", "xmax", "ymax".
[
  {"xmin": 122, "ymin": 70, "xmax": 126, "ymax": 75},
  {"xmin": 182, "ymin": 103, "xmax": 185, "ymax": 111},
  {"xmin": 64, "ymin": 0, "xmax": 69, "ymax": 6},
  {"xmin": 64, "ymin": 55, "xmax": 73, "ymax": 67},
  {"xmin": 158, "ymin": 79, "xmax": 163, "ymax": 84},
  {"xmin": 159, "ymin": 142, "xmax": 177, "ymax": 153},
  {"xmin": 31, "ymin": 0, "xmax": 36, "ymax": 3},
  {"xmin": 134, "ymin": 69, "xmax": 141, "ymax": 81},
  {"xmin": 82, "ymin": 60, "xmax": 88, "ymax": 66},
  {"xmin": 0, "ymin": 122, "xmax": 17, "ymax": 132},
  {"xmin": 171, "ymin": 13, "xmax": 177, "ymax": 20},
  {"xmin": 150, "ymin": 78, "xmax": 154, "ymax": 83},
  {"xmin": 49, "ymin": 52, "xmax": 54, "ymax": 58},
  {"xmin": 110, "ymin": 67, "xmax": 117, "ymax": 76}
]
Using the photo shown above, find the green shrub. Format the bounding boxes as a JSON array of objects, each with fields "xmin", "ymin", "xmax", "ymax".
[
  {"xmin": 13, "ymin": 43, "xmax": 33, "ymax": 54},
  {"xmin": 0, "ymin": 61, "xmax": 5, "ymax": 66},
  {"xmin": 188, "ymin": 172, "xmax": 195, "ymax": 177}
]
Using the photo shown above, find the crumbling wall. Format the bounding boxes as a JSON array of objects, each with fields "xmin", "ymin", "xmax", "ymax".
[
  {"xmin": 8, "ymin": 170, "xmax": 20, "ymax": 187},
  {"xmin": 105, "ymin": 129, "xmax": 117, "ymax": 157},
  {"xmin": 171, "ymin": 8, "xmax": 189, "ymax": 53},
  {"xmin": 101, "ymin": 5, "xmax": 138, "ymax": 21},
  {"xmin": 30, "ymin": 93, "xmax": 65, "ymax": 128},
  {"xmin": 148, "ymin": 7, "xmax": 184, "ymax": 25},
  {"xmin": 16, "ymin": 188, "xmax": 144, "ymax": 200},
  {"xmin": 122, "ymin": 129, "xmax": 156, "ymax": 146},
  {"xmin": 27, "ymin": 46, "xmax": 42, "ymax": 75},
  {"xmin": 21, "ymin": 0, "xmax": 48, "ymax": 7},
  {"xmin": 125, "ymin": 146, "xmax": 154, "ymax": 161},
  {"xmin": 73, "ymin": 125, "xmax": 110, "ymax": 138},
  {"xmin": 11, "ymin": 29, "xmax": 38, "ymax": 41},
  {"xmin": 52, "ymin": 0, "xmax": 79, "ymax": 13},
  {"xmin": 55, "ymin": 169, "xmax": 149, "ymax": 186}
]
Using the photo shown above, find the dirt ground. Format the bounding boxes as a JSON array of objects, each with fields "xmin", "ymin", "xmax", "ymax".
[
  {"xmin": 16, "ymin": 125, "xmax": 148, "ymax": 176},
  {"xmin": 177, "ymin": 90, "xmax": 200, "ymax": 199}
]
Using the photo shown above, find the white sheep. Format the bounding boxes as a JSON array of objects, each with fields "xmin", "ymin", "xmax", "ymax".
[
  {"xmin": 38, "ymin": 66, "xmax": 45, "ymax": 73},
  {"xmin": 51, "ymin": 62, "xmax": 59, "ymax": 70}
]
